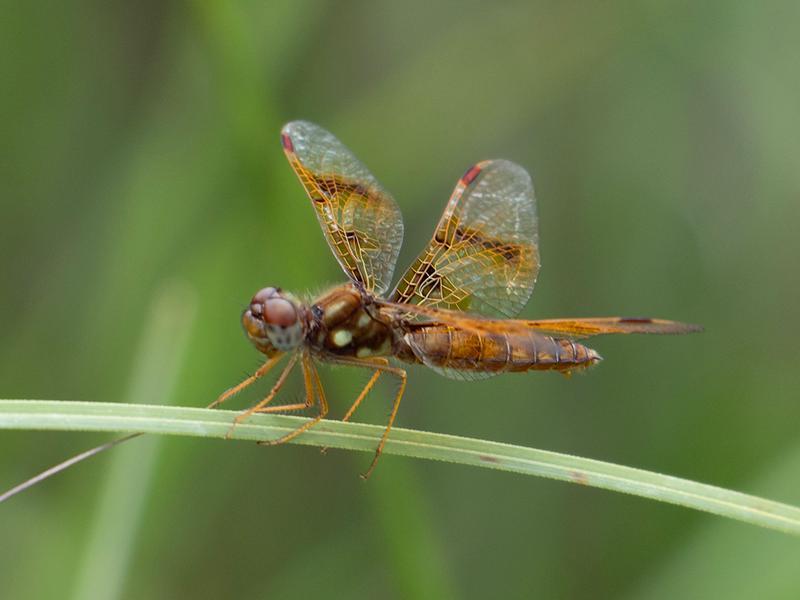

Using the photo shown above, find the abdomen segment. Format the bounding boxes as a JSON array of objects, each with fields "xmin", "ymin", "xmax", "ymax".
[{"xmin": 398, "ymin": 326, "xmax": 601, "ymax": 377}]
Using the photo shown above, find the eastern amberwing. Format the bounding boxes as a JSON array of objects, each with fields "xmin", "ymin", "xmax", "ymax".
[{"xmin": 212, "ymin": 120, "xmax": 701, "ymax": 478}]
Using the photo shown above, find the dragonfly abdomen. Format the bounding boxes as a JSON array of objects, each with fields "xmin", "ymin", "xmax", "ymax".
[{"xmin": 401, "ymin": 327, "xmax": 601, "ymax": 374}]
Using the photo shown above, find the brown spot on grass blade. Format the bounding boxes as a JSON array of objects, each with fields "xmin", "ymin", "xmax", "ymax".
[{"xmin": 570, "ymin": 470, "xmax": 589, "ymax": 485}]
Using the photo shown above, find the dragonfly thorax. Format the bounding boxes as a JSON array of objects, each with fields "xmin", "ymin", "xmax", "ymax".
[
  {"xmin": 242, "ymin": 287, "xmax": 305, "ymax": 353},
  {"xmin": 308, "ymin": 284, "xmax": 394, "ymax": 359}
]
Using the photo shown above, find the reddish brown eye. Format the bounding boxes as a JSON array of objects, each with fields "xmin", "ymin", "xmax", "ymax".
[
  {"xmin": 263, "ymin": 297, "xmax": 297, "ymax": 327},
  {"xmin": 253, "ymin": 287, "xmax": 278, "ymax": 304}
]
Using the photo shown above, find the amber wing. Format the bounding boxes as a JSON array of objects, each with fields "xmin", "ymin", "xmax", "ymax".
[
  {"xmin": 389, "ymin": 160, "xmax": 539, "ymax": 318},
  {"xmin": 514, "ymin": 317, "xmax": 703, "ymax": 337},
  {"xmin": 379, "ymin": 301, "xmax": 702, "ymax": 338},
  {"xmin": 281, "ymin": 121, "xmax": 404, "ymax": 295}
]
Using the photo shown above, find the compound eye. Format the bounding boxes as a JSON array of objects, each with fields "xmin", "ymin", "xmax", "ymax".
[
  {"xmin": 252, "ymin": 287, "xmax": 278, "ymax": 304},
  {"xmin": 263, "ymin": 297, "xmax": 297, "ymax": 328}
]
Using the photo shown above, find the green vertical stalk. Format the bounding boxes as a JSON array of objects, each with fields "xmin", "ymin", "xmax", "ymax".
[{"xmin": 70, "ymin": 283, "xmax": 197, "ymax": 600}]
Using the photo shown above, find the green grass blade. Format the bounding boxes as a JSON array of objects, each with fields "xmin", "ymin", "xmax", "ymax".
[{"xmin": 1, "ymin": 399, "xmax": 799, "ymax": 536}]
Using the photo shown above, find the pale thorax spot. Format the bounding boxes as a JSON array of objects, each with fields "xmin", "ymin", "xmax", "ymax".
[
  {"xmin": 357, "ymin": 312, "xmax": 371, "ymax": 329},
  {"xmin": 331, "ymin": 329, "xmax": 353, "ymax": 347},
  {"xmin": 356, "ymin": 346, "xmax": 373, "ymax": 358}
]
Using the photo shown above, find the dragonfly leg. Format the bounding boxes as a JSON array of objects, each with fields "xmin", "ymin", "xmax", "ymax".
[
  {"xmin": 208, "ymin": 353, "xmax": 284, "ymax": 409},
  {"xmin": 250, "ymin": 351, "xmax": 316, "ymax": 415},
  {"xmin": 258, "ymin": 355, "xmax": 329, "ymax": 446},
  {"xmin": 341, "ymin": 358, "xmax": 388, "ymax": 423},
  {"xmin": 329, "ymin": 356, "xmax": 407, "ymax": 479},
  {"xmin": 320, "ymin": 358, "xmax": 387, "ymax": 454},
  {"xmin": 225, "ymin": 354, "xmax": 298, "ymax": 438}
]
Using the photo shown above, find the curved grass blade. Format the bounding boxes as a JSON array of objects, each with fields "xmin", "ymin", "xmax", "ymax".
[{"xmin": 0, "ymin": 399, "xmax": 799, "ymax": 536}]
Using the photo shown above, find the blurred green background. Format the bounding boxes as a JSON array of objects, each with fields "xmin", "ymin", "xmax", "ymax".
[{"xmin": 2, "ymin": 1, "xmax": 799, "ymax": 598}]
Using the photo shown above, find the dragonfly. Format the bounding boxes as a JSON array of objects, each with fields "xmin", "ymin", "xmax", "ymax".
[
  {"xmin": 0, "ymin": 121, "xmax": 701, "ymax": 502},
  {"xmin": 210, "ymin": 120, "xmax": 701, "ymax": 478}
]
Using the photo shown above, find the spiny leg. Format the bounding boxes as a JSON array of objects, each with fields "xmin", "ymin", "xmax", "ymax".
[
  {"xmin": 225, "ymin": 354, "xmax": 299, "ymax": 438},
  {"xmin": 320, "ymin": 359, "xmax": 387, "ymax": 455},
  {"xmin": 330, "ymin": 356, "xmax": 407, "ymax": 479},
  {"xmin": 208, "ymin": 353, "xmax": 284, "ymax": 409},
  {"xmin": 342, "ymin": 358, "xmax": 388, "ymax": 423},
  {"xmin": 251, "ymin": 351, "xmax": 317, "ymax": 415},
  {"xmin": 363, "ymin": 366, "xmax": 405, "ymax": 479},
  {"xmin": 258, "ymin": 355, "xmax": 329, "ymax": 446}
]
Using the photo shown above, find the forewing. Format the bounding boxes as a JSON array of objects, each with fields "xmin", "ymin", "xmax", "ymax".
[
  {"xmin": 519, "ymin": 317, "xmax": 703, "ymax": 337},
  {"xmin": 281, "ymin": 121, "xmax": 404, "ymax": 294},
  {"xmin": 390, "ymin": 160, "xmax": 538, "ymax": 318},
  {"xmin": 378, "ymin": 301, "xmax": 701, "ymax": 339}
]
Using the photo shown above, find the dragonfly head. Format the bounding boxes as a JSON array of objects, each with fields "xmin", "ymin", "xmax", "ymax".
[{"xmin": 242, "ymin": 287, "xmax": 304, "ymax": 353}]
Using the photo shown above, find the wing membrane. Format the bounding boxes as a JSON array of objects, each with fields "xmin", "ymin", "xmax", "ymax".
[
  {"xmin": 378, "ymin": 300, "xmax": 701, "ymax": 339},
  {"xmin": 519, "ymin": 317, "xmax": 703, "ymax": 337},
  {"xmin": 390, "ymin": 160, "xmax": 538, "ymax": 318},
  {"xmin": 281, "ymin": 121, "xmax": 403, "ymax": 294}
]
